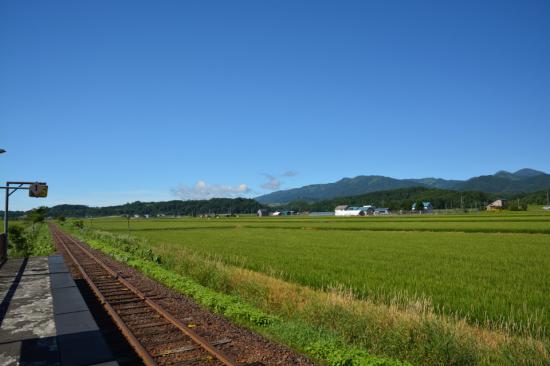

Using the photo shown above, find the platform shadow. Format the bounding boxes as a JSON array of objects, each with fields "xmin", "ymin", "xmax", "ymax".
[{"xmin": 0, "ymin": 258, "xmax": 28, "ymax": 326}]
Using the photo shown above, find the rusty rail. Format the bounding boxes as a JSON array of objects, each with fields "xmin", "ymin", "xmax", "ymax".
[{"xmin": 50, "ymin": 225, "xmax": 239, "ymax": 366}]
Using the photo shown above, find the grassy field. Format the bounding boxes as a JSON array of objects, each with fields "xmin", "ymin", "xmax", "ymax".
[
  {"xmin": 91, "ymin": 213, "xmax": 550, "ymax": 234},
  {"xmin": 77, "ymin": 211, "xmax": 550, "ymax": 364}
]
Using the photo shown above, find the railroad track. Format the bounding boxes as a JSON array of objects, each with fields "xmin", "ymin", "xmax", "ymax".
[{"xmin": 50, "ymin": 225, "xmax": 248, "ymax": 366}]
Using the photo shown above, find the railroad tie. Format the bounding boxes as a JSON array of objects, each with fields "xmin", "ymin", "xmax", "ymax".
[{"xmin": 152, "ymin": 337, "xmax": 231, "ymax": 357}]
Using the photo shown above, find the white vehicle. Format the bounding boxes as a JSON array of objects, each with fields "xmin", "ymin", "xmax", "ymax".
[{"xmin": 334, "ymin": 205, "xmax": 375, "ymax": 216}]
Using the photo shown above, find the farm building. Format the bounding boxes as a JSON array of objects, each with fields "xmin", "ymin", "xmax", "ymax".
[
  {"xmin": 374, "ymin": 208, "xmax": 390, "ymax": 215},
  {"xmin": 335, "ymin": 205, "xmax": 375, "ymax": 216},
  {"xmin": 412, "ymin": 201, "xmax": 433, "ymax": 213},
  {"xmin": 486, "ymin": 199, "xmax": 508, "ymax": 211},
  {"xmin": 257, "ymin": 209, "xmax": 270, "ymax": 217}
]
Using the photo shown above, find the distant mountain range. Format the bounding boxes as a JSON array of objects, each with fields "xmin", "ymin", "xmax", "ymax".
[{"xmin": 256, "ymin": 168, "xmax": 550, "ymax": 204}]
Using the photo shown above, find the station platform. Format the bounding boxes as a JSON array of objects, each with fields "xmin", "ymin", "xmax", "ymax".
[{"xmin": 0, "ymin": 255, "xmax": 118, "ymax": 366}]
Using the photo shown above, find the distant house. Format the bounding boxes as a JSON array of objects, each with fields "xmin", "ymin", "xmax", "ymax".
[
  {"xmin": 412, "ymin": 202, "xmax": 433, "ymax": 213},
  {"xmin": 543, "ymin": 206, "xmax": 550, "ymax": 211},
  {"xmin": 374, "ymin": 208, "xmax": 390, "ymax": 215},
  {"xmin": 487, "ymin": 199, "xmax": 508, "ymax": 211},
  {"xmin": 335, "ymin": 205, "xmax": 375, "ymax": 216},
  {"xmin": 257, "ymin": 209, "xmax": 269, "ymax": 217}
]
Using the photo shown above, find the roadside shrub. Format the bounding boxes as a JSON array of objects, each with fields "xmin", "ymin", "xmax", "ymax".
[
  {"xmin": 305, "ymin": 341, "xmax": 410, "ymax": 366},
  {"xmin": 72, "ymin": 220, "xmax": 84, "ymax": 229},
  {"xmin": 8, "ymin": 225, "xmax": 29, "ymax": 256},
  {"xmin": 509, "ymin": 204, "xmax": 528, "ymax": 211},
  {"xmin": 7, "ymin": 223, "xmax": 54, "ymax": 257},
  {"xmin": 81, "ymin": 229, "xmax": 160, "ymax": 264}
]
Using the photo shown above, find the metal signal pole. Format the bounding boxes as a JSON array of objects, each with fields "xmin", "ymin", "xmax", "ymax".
[
  {"xmin": 1, "ymin": 149, "xmax": 5, "ymax": 241},
  {"xmin": 1, "ymin": 181, "xmax": 48, "ymax": 260},
  {"xmin": 3, "ymin": 185, "xmax": 7, "ymax": 242}
]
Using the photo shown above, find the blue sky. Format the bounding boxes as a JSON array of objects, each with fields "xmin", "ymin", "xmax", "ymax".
[{"xmin": 1, "ymin": 0, "xmax": 548, "ymax": 210}]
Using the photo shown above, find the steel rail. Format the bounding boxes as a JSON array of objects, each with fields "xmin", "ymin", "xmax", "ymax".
[
  {"xmin": 52, "ymin": 225, "xmax": 239, "ymax": 366},
  {"xmin": 50, "ymin": 228, "xmax": 158, "ymax": 366}
]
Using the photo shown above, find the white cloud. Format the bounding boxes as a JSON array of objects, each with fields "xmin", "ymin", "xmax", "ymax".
[
  {"xmin": 282, "ymin": 170, "xmax": 298, "ymax": 177},
  {"xmin": 172, "ymin": 180, "xmax": 251, "ymax": 200},
  {"xmin": 260, "ymin": 174, "xmax": 281, "ymax": 191},
  {"xmin": 260, "ymin": 170, "xmax": 298, "ymax": 191}
]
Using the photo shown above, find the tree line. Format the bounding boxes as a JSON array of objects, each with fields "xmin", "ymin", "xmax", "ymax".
[
  {"xmin": 48, "ymin": 198, "xmax": 266, "ymax": 217},
  {"xmin": 2, "ymin": 187, "xmax": 548, "ymax": 219},
  {"xmin": 2, "ymin": 198, "xmax": 266, "ymax": 219}
]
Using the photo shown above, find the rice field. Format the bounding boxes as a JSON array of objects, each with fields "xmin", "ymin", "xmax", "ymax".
[{"xmin": 88, "ymin": 211, "xmax": 550, "ymax": 340}]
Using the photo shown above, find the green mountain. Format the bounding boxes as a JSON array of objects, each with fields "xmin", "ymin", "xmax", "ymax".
[
  {"xmin": 282, "ymin": 187, "xmax": 496, "ymax": 212},
  {"xmin": 256, "ymin": 169, "xmax": 549, "ymax": 204},
  {"xmin": 255, "ymin": 176, "xmax": 417, "ymax": 204},
  {"xmin": 454, "ymin": 170, "xmax": 549, "ymax": 193},
  {"xmin": 280, "ymin": 187, "xmax": 550, "ymax": 212}
]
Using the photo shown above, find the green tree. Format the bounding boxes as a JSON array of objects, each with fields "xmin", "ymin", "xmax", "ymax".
[
  {"xmin": 27, "ymin": 206, "xmax": 47, "ymax": 224},
  {"xmin": 415, "ymin": 201, "xmax": 424, "ymax": 211},
  {"xmin": 26, "ymin": 206, "xmax": 47, "ymax": 236}
]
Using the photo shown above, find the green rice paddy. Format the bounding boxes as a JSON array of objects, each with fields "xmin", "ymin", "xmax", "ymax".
[{"xmin": 88, "ymin": 211, "xmax": 550, "ymax": 339}]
